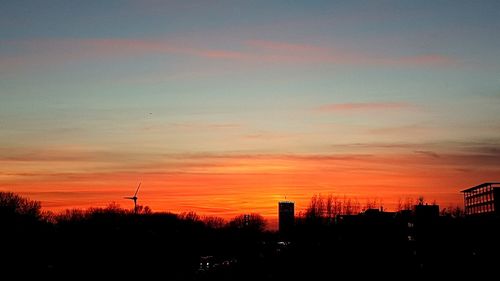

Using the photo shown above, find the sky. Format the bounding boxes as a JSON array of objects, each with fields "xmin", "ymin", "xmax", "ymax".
[{"xmin": 1, "ymin": 0, "xmax": 500, "ymax": 227}]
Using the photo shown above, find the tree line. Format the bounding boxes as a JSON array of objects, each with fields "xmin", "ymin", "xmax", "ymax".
[{"xmin": 0, "ymin": 191, "xmax": 472, "ymax": 280}]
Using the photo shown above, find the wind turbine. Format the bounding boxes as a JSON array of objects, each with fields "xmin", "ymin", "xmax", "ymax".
[{"xmin": 125, "ymin": 183, "xmax": 141, "ymax": 213}]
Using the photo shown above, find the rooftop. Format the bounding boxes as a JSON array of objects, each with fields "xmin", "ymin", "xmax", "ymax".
[{"xmin": 461, "ymin": 182, "xmax": 500, "ymax": 193}]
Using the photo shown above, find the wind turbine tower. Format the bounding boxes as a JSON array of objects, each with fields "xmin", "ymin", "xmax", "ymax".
[{"xmin": 125, "ymin": 183, "xmax": 141, "ymax": 213}]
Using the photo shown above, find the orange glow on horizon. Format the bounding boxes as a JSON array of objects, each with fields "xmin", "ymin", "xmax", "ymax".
[{"xmin": 3, "ymin": 152, "xmax": 497, "ymax": 229}]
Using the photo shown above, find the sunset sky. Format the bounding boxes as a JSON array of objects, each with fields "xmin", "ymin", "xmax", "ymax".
[{"xmin": 1, "ymin": 1, "xmax": 500, "ymax": 227}]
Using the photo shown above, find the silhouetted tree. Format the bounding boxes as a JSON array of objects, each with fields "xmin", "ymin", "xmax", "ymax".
[
  {"xmin": 135, "ymin": 204, "xmax": 152, "ymax": 214},
  {"xmin": 55, "ymin": 208, "xmax": 86, "ymax": 223},
  {"xmin": 228, "ymin": 213, "xmax": 266, "ymax": 232},
  {"xmin": 103, "ymin": 202, "xmax": 125, "ymax": 213},
  {"xmin": 305, "ymin": 194, "xmax": 366, "ymax": 224},
  {"xmin": 0, "ymin": 191, "xmax": 41, "ymax": 222},
  {"xmin": 343, "ymin": 197, "xmax": 354, "ymax": 215},
  {"xmin": 441, "ymin": 205, "xmax": 464, "ymax": 218},
  {"xmin": 325, "ymin": 195, "xmax": 334, "ymax": 224},
  {"xmin": 397, "ymin": 198, "xmax": 403, "ymax": 211},
  {"xmin": 1, "ymin": 191, "xmax": 497, "ymax": 279},
  {"xmin": 397, "ymin": 197, "xmax": 415, "ymax": 211},
  {"xmin": 305, "ymin": 194, "xmax": 325, "ymax": 222},
  {"xmin": 333, "ymin": 196, "xmax": 342, "ymax": 216},
  {"xmin": 418, "ymin": 196, "xmax": 425, "ymax": 205},
  {"xmin": 142, "ymin": 205, "xmax": 152, "ymax": 214},
  {"xmin": 363, "ymin": 198, "xmax": 381, "ymax": 210},
  {"xmin": 180, "ymin": 211, "xmax": 201, "ymax": 222},
  {"xmin": 203, "ymin": 216, "xmax": 225, "ymax": 229},
  {"xmin": 40, "ymin": 210, "xmax": 56, "ymax": 224}
]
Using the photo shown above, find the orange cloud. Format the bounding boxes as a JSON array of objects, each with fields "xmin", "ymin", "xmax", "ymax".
[{"xmin": 414, "ymin": 150, "xmax": 441, "ymax": 158}]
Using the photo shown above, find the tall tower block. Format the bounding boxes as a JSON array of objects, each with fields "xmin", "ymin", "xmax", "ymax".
[{"xmin": 278, "ymin": 201, "xmax": 294, "ymax": 234}]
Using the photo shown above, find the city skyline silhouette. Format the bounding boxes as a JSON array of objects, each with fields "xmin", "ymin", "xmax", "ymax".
[{"xmin": 2, "ymin": 184, "xmax": 499, "ymax": 279}]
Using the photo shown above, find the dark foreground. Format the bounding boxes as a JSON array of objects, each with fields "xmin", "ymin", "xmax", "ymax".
[{"xmin": 2, "ymin": 194, "xmax": 500, "ymax": 279}]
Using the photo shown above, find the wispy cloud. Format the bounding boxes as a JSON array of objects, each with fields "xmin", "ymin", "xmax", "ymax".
[
  {"xmin": 242, "ymin": 132, "xmax": 296, "ymax": 141},
  {"xmin": 169, "ymin": 123, "xmax": 241, "ymax": 130},
  {"xmin": 1, "ymin": 38, "xmax": 457, "ymax": 71},
  {"xmin": 316, "ymin": 102, "xmax": 414, "ymax": 112},
  {"xmin": 0, "ymin": 38, "xmax": 248, "ymax": 71},
  {"xmin": 247, "ymin": 39, "xmax": 329, "ymax": 53},
  {"xmin": 0, "ymin": 147, "xmax": 153, "ymax": 163},
  {"xmin": 414, "ymin": 150, "xmax": 441, "ymax": 158},
  {"xmin": 139, "ymin": 122, "xmax": 241, "ymax": 133},
  {"xmin": 367, "ymin": 124, "xmax": 428, "ymax": 135},
  {"xmin": 246, "ymin": 39, "xmax": 456, "ymax": 66}
]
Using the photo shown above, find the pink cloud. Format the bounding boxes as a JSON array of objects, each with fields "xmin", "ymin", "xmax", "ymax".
[
  {"xmin": 245, "ymin": 39, "xmax": 456, "ymax": 66},
  {"xmin": 247, "ymin": 39, "xmax": 329, "ymax": 53},
  {"xmin": 1, "ymin": 38, "xmax": 456, "ymax": 71},
  {"xmin": 193, "ymin": 49, "xmax": 248, "ymax": 59},
  {"xmin": 0, "ymin": 39, "xmax": 250, "ymax": 70},
  {"xmin": 317, "ymin": 102, "xmax": 414, "ymax": 112}
]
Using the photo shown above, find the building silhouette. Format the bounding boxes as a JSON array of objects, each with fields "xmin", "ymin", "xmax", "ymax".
[
  {"xmin": 278, "ymin": 201, "xmax": 294, "ymax": 234},
  {"xmin": 414, "ymin": 203, "xmax": 439, "ymax": 221},
  {"xmin": 462, "ymin": 182, "xmax": 500, "ymax": 216}
]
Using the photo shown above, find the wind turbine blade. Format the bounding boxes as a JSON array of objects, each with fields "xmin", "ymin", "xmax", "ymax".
[
  {"xmin": 134, "ymin": 182, "xmax": 141, "ymax": 197},
  {"xmin": 124, "ymin": 197, "xmax": 134, "ymax": 199}
]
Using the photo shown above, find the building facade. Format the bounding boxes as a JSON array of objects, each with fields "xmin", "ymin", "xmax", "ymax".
[{"xmin": 462, "ymin": 182, "xmax": 500, "ymax": 216}]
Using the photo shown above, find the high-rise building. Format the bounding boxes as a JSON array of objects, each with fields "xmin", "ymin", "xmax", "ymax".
[
  {"xmin": 278, "ymin": 201, "xmax": 294, "ymax": 233},
  {"xmin": 462, "ymin": 182, "xmax": 500, "ymax": 216}
]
